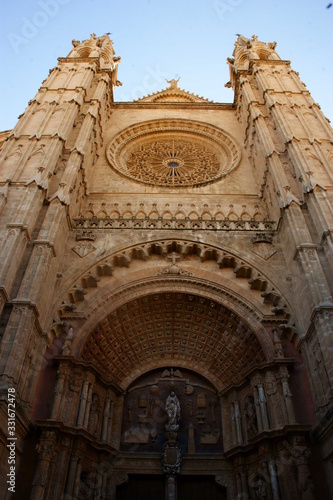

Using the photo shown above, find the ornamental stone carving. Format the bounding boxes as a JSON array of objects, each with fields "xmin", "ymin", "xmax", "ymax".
[
  {"xmin": 81, "ymin": 292, "xmax": 266, "ymax": 389},
  {"xmin": 126, "ymin": 138, "xmax": 221, "ymax": 187},
  {"xmin": 245, "ymin": 395, "xmax": 258, "ymax": 438},
  {"xmin": 165, "ymin": 391, "xmax": 181, "ymax": 431},
  {"xmin": 106, "ymin": 119, "xmax": 241, "ymax": 188},
  {"xmin": 163, "ymin": 391, "xmax": 182, "ymax": 477}
]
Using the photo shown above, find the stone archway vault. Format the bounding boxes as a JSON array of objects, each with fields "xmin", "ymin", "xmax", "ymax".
[
  {"xmin": 75, "ymin": 287, "xmax": 272, "ymax": 392},
  {"xmin": 46, "ymin": 238, "xmax": 295, "ymax": 390}
]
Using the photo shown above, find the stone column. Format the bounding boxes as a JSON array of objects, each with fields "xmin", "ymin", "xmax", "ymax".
[
  {"xmin": 107, "ymin": 400, "xmax": 115, "ymax": 444},
  {"xmin": 64, "ymin": 453, "xmax": 79, "ymax": 498},
  {"xmin": 108, "ymin": 473, "xmax": 117, "ymax": 500},
  {"xmin": 93, "ymin": 464, "xmax": 104, "ymax": 499},
  {"xmin": 73, "ymin": 458, "xmax": 82, "ymax": 499},
  {"xmin": 231, "ymin": 403, "xmax": 238, "ymax": 446},
  {"xmin": 77, "ymin": 376, "xmax": 90, "ymax": 426},
  {"xmin": 236, "ymin": 473, "xmax": 242, "ymax": 499},
  {"xmin": 258, "ymin": 382, "xmax": 269, "ymax": 430},
  {"xmin": 47, "ymin": 438, "xmax": 71, "ymax": 500},
  {"xmin": 101, "ymin": 396, "xmax": 111, "ymax": 442},
  {"xmin": 166, "ymin": 475, "xmax": 176, "ymax": 500},
  {"xmin": 0, "ymin": 306, "xmax": 35, "ymax": 391},
  {"xmin": 240, "ymin": 469, "xmax": 250, "ymax": 500},
  {"xmin": 234, "ymin": 400, "xmax": 243, "ymax": 445},
  {"xmin": 295, "ymin": 244, "xmax": 331, "ymax": 309},
  {"xmin": 251, "ymin": 382, "xmax": 263, "ymax": 432},
  {"xmin": 30, "ymin": 432, "xmax": 56, "ymax": 500},
  {"xmin": 0, "ymin": 185, "xmax": 43, "ymax": 316},
  {"xmin": 101, "ymin": 464, "xmax": 112, "ymax": 500},
  {"xmin": 268, "ymin": 457, "xmax": 281, "ymax": 500},
  {"xmin": 83, "ymin": 383, "xmax": 93, "ymax": 429}
]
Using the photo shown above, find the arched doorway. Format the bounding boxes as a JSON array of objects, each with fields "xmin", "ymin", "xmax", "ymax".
[{"xmin": 32, "ymin": 289, "xmax": 310, "ymax": 500}]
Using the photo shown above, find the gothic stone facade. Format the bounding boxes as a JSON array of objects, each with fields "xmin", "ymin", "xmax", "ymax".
[{"xmin": 0, "ymin": 34, "xmax": 332, "ymax": 499}]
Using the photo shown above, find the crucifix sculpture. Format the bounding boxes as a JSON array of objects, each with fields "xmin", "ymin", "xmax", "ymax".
[{"xmin": 167, "ymin": 252, "xmax": 181, "ymax": 266}]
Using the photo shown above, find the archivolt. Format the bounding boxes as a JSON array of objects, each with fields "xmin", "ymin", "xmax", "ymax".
[
  {"xmin": 77, "ymin": 286, "xmax": 271, "ymax": 391},
  {"xmin": 48, "ymin": 238, "xmax": 294, "ymax": 344}
]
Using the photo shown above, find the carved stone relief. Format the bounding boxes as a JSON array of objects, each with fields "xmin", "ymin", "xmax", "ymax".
[
  {"xmin": 88, "ymin": 393, "xmax": 101, "ymax": 436},
  {"xmin": 120, "ymin": 368, "xmax": 222, "ymax": 455},
  {"xmin": 245, "ymin": 395, "xmax": 258, "ymax": 438},
  {"xmin": 126, "ymin": 138, "xmax": 222, "ymax": 187},
  {"xmin": 106, "ymin": 119, "xmax": 241, "ymax": 188},
  {"xmin": 81, "ymin": 292, "xmax": 266, "ymax": 388},
  {"xmin": 72, "ymin": 242, "xmax": 96, "ymax": 258}
]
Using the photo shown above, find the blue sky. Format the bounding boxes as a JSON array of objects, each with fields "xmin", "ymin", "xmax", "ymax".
[{"xmin": 0, "ymin": 0, "xmax": 332, "ymax": 131}]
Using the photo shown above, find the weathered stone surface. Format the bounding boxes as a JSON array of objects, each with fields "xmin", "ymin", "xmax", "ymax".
[{"xmin": 0, "ymin": 34, "xmax": 332, "ymax": 499}]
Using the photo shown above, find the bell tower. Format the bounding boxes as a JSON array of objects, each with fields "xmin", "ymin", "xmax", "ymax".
[
  {"xmin": 228, "ymin": 34, "xmax": 333, "ymax": 492},
  {"xmin": 0, "ymin": 33, "xmax": 120, "ymax": 496}
]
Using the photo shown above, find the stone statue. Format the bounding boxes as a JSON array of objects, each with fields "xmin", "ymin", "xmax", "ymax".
[
  {"xmin": 255, "ymin": 475, "xmax": 267, "ymax": 499},
  {"xmin": 88, "ymin": 393, "xmax": 100, "ymax": 436},
  {"xmin": 245, "ymin": 396, "xmax": 258, "ymax": 437},
  {"xmin": 166, "ymin": 77, "xmax": 180, "ymax": 88},
  {"xmin": 165, "ymin": 391, "xmax": 180, "ymax": 430},
  {"xmin": 62, "ymin": 326, "xmax": 74, "ymax": 355}
]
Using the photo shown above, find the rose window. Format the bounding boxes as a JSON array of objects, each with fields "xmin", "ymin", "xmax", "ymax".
[
  {"xmin": 106, "ymin": 120, "xmax": 241, "ymax": 188},
  {"xmin": 126, "ymin": 139, "xmax": 221, "ymax": 186}
]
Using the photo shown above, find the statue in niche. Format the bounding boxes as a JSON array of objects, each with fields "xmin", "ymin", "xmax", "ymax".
[
  {"xmin": 245, "ymin": 396, "xmax": 258, "ymax": 437},
  {"xmin": 88, "ymin": 393, "xmax": 100, "ymax": 436},
  {"xmin": 254, "ymin": 474, "xmax": 268, "ymax": 499},
  {"xmin": 312, "ymin": 340, "xmax": 331, "ymax": 400},
  {"xmin": 165, "ymin": 391, "xmax": 180, "ymax": 430}
]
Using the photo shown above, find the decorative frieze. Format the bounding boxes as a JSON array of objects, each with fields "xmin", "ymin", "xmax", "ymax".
[{"xmin": 72, "ymin": 217, "xmax": 275, "ymax": 231}]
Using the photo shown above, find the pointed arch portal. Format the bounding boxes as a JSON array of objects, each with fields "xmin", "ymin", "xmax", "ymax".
[{"xmin": 79, "ymin": 291, "xmax": 268, "ymax": 391}]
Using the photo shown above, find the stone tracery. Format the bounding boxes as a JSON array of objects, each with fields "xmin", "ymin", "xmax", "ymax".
[
  {"xmin": 126, "ymin": 137, "xmax": 222, "ymax": 186},
  {"xmin": 106, "ymin": 119, "xmax": 241, "ymax": 187}
]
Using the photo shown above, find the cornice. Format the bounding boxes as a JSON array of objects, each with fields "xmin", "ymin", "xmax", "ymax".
[
  {"xmin": 219, "ymin": 358, "xmax": 295, "ymax": 397},
  {"xmin": 224, "ymin": 424, "xmax": 312, "ymax": 460},
  {"xmin": 112, "ymin": 102, "xmax": 235, "ymax": 110},
  {"xmin": 250, "ymin": 59, "xmax": 291, "ymax": 68},
  {"xmin": 35, "ymin": 419, "xmax": 119, "ymax": 454},
  {"xmin": 52, "ymin": 355, "xmax": 125, "ymax": 394}
]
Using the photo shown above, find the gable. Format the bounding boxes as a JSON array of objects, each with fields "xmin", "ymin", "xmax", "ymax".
[{"xmin": 135, "ymin": 77, "xmax": 212, "ymax": 103}]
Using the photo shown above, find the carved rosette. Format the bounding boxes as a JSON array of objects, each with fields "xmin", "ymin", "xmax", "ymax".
[
  {"xmin": 106, "ymin": 119, "xmax": 241, "ymax": 188},
  {"xmin": 126, "ymin": 139, "xmax": 221, "ymax": 186}
]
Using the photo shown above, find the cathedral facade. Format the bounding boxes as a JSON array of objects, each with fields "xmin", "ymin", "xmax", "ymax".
[{"xmin": 0, "ymin": 34, "xmax": 332, "ymax": 499}]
